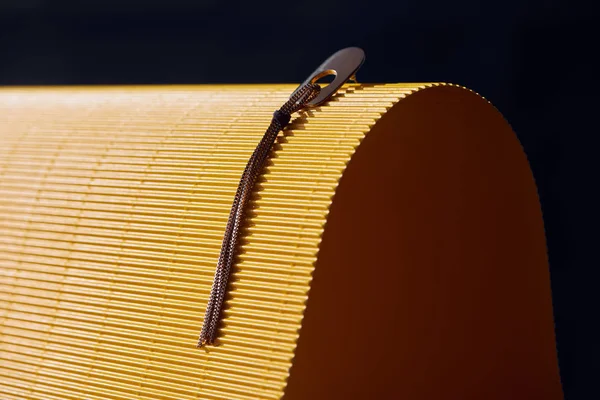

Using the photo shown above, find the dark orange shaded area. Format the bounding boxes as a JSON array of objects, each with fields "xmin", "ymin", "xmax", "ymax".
[{"xmin": 285, "ymin": 85, "xmax": 562, "ymax": 399}]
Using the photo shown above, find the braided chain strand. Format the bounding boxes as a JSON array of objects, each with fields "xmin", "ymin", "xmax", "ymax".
[{"xmin": 198, "ymin": 83, "xmax": 321, "ymax": 347}]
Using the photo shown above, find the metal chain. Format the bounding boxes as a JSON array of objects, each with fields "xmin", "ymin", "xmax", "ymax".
[{"xmin": 198, "ymin": 82, "xmax": 321, "ymax": 347}]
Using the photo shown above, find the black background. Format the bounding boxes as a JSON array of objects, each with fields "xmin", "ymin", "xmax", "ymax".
[{"xmin": 1, "ymin": 1, "xmax": 598, "ymax": 398}]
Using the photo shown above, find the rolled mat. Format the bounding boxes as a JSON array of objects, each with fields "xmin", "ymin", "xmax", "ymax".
[{"xmin": 0, "ymin": 84, "xmax": 562, "ymax": 399}]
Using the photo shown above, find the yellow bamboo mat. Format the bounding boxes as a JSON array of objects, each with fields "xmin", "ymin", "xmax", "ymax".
[{"xmin": 0, "ymin": 84, "xmax": 430, "ymax": 400}]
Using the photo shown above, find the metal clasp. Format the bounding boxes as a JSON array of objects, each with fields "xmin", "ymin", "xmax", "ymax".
[{"xmin": 292, "ymin": 47, "xmax": 365, "ymax": 107}]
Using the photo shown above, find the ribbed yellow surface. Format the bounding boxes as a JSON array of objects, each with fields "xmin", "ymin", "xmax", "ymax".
[{"xmin": 0, "ymin": 83, "xmax": 431, "ymax": 400}]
